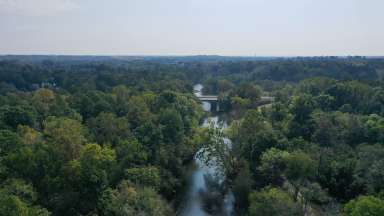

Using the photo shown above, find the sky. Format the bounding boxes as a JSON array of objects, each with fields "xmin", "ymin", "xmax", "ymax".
[{"xmin": 0, "ymin": 0, "xmax": 383, "ymax": 56}]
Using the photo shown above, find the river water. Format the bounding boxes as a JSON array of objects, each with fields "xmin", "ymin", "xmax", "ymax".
[{"xmin": 180, "ymin": 84, "xmax": 235, "ymax": 216}]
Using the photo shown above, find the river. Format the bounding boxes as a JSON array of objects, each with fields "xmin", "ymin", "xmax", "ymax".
[{"xmin": 180, "ymin": 84, "xmax": 235, "ymax": 216}]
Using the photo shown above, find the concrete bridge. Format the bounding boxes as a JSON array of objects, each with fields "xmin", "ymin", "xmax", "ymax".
[
  {"xmin": 259, "ymin": 96, "xmax": 275, "ymax": 103},
  {"xmin": 196, "ymin": 95, "xmax": 220, "ymax": 112},
  {"xmin": 197, "ymin": 95, "xmax": 274, "ymax": 102},
  {"xmin": 196, "ymin": 95, "xmax": 218, "ymax": 101},
  {"xmin": 196, "ymin": 95, "xmax": 275, "ymax": 112}
]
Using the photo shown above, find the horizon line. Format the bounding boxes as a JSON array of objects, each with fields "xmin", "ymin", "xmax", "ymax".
[{"xmin": 1, "ymin": 54, "xmax": 383, "ymax": 58}]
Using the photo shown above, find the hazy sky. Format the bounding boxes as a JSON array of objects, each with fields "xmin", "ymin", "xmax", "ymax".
[{"xmin": 0, "ymin": 0, "xmax": 383, "ymax": 56}]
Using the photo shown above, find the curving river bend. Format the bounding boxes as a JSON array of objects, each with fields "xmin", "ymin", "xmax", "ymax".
[{"xmin": 180, "ymin": 84, "xmax": 235, "ymax": 216}]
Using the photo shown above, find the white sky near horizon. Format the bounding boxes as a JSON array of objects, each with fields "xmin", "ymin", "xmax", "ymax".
[{"xmin": 0, "ymin": 0, "xmax": 383, "ymax": 56}]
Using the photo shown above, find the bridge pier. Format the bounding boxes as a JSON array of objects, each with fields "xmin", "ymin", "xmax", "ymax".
[
  {"xmin": 196, "ymin": 95, "xmax": 220, "ymax": 112},
  {"xmin": 207, "ymin": 101, "xmax": 220, "ymax": 112}
]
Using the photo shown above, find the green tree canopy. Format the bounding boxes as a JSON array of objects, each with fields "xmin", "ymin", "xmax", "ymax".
[
  {"xmin": 248, "ymin": 187, "xmax": 302, "ymax": 216},
  {"xmin": 344, "ymin": 196, "xmax": 384, "ymax": 216}
]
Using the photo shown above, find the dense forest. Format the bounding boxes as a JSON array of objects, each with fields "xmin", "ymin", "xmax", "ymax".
[{"xmin": 0, "ymin": 56, "xmax": 383, "ymax": 215}]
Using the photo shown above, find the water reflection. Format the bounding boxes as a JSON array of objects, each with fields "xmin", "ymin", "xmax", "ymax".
[{"xmin": 181, "ymin": 84, "xmax": 234, "ymax": 216}]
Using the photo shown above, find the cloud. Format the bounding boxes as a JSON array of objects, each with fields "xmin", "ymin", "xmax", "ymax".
[{"xmin": 0, "ymin": 0, "xmax": 79, "ymax": 16}]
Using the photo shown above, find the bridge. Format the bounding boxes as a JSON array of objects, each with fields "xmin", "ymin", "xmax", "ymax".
[
  {"xmin": 196, "ymin": 95, "xmax": 274, "ymax": 102},
  {"xmin": 196, "ymin": 95, "xmax": 275, "ymax": 112},
  {"xmin": 259, "ymin": 96, "xmax": 275, "ymax": 102},
  {"xmin": 196, "ymin": 95, "xmax": 218, "ymax": 101}
]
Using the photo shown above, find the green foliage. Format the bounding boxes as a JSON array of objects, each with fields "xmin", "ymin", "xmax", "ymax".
[
  {"xmin": 87, "ymin": 112, "xmax": 131, "ymax": 145},
  {"xmin": 31, "ymin": 89, "xmax": 56, "ymax": 116},
  {"xmin": 66, "ymin": 143, "xmax": 116, "ymax": 213},
  {"xmin": 0, "ymin": 129, "xmax": 21, "ymax": 155},
  {"xmin": 202, "ymin": 79, "xmax": 233, "ymax": 95},
  {"xmin": 299, "ymin": 77, "xmax": 336, "ymax": 96},
  {"xmin": 199, "ymin": 121, "xmax": 236, "ymax": 180},
  {"xmin": 232, "ymin": 161, "xmax": 253, "ymax": 213},
  {"xmin": 98, "ymin": 181, "xmax": 174, "ymax": 216},
  {"xmin": 0, "ymin": 105, "xmax": 37, "ymax": 129},
  {"xmin": 364, "ymin": 114, "xmax": 384, "ymax": 143},
  {"xmin": 126, "ymin": 95, "xmax": 152, "ymax": 128},
  {"xmin": 354, "ymin": 144, "xmax": 384, "ymax": 194},
  {"xmin": 0, "ymin": 61, "xmax": 204, "ymax": 214},
  {"xmin": 258, "ymin": 148, "xmax": 290, "ymax": 185},
  {"xmin": 158, "ymin": 108, "xmax": 184, "ymax": 144},
  {"xmin": 317, "ymin": 145, "xmax": 362, "ymax": 201},
  {"xmin": 70, "ymin": 91, "xmax": 114, "ymax": 120},
  {"xmin": 125, "ymin": 167, "xmax": 161, "ymax": 190},
  {"xmin": 232, "ymin": 83, "xmax": 262, "ymax": 101},
  {"xmin": 289, "ymin": 94, "xmax": 315, "ymax": 139},
  {"xmin": 248, "ymin": 187, "xmax": 303, "ymax": 216},
  {"xmin": 231, "ymin": 109, "xmax": 283, "ymax": 164},
  {"xmin": 0, "ymin": 179, "xmax": 51, "ymax": 216},
  {"xmin": 0, "ymin": 57, "xmax": 383, "ymax": 215},
  {"xmin": 71, "ymin": 143, "xmax": 116, "ymax": 189},
  {"xmin": 43, "ymin": 116, "xmax": 87, "ymax": 160},
  {"xmin": 285, "ymin": 151, "xmax": 316, "ymax": 183},
  {"xmin": 344, "ymin": 196, "xmax": 384, "ymax": 216},
  {"xmin": 115, "ymin": 139, "xmax": 148, "ymax": 168},
  {"xmin": 17, "ymin": 125, "xmax": 42, "ymax": 145}
]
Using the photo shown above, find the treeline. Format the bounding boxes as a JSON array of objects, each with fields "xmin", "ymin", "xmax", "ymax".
[
  {"xmin": 196, "ymin": 57, "xmax": 384, "ymax": 93},
  {"xmin": 0, "ymin": 60, "xmax": 205, "ymax": 215},
  {"xmin": 0, "ymin": 60, "xmax": 192, "ymax": 93}
]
